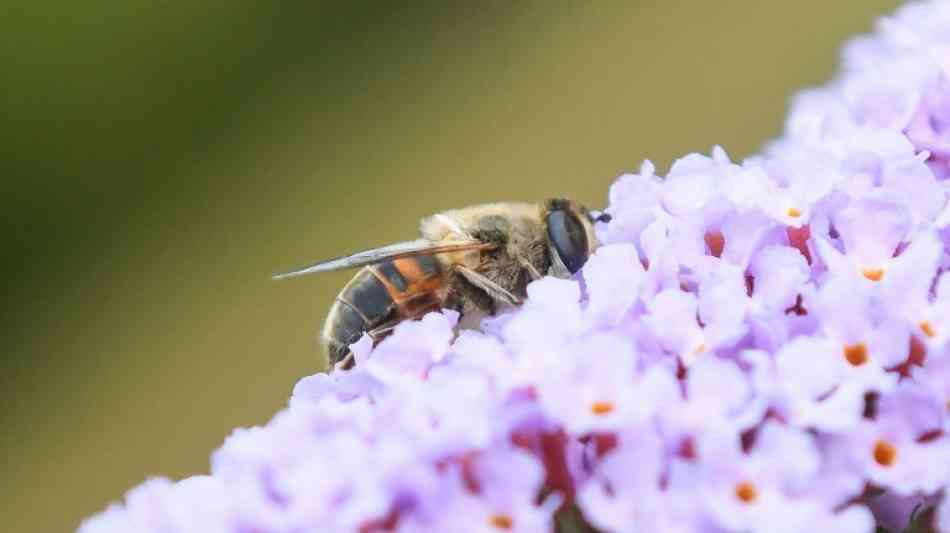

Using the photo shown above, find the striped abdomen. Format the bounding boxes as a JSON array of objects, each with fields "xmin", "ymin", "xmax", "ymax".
[{"xmin": 321, "ymin": 255, "xmax": 446, "ymax": 366}]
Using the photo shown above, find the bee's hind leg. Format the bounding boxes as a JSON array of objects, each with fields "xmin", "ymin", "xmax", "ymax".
[
  {"xmin": 517, "ymin": 256, "xmax": 543, "ymax": 281},
  {"xmin": 331, "ymin": 321, "xmax": 401, "ymax": 371},
  {"xmin": 454, "ymin": 265, "xmax": 522, "ymax": 307}
]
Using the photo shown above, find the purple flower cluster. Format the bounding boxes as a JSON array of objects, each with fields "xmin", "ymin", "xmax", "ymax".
[{"xmin": 81, "ymin": 2, "xmax": 950, "ymax": 532}]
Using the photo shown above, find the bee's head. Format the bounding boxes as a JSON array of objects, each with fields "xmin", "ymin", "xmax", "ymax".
[{"xmin": 543, "ymin": 198, "xmax": 605, "ymax": 277}]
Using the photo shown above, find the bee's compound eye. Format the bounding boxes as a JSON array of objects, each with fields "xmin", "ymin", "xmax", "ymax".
[{"xmin": 546, "ymin": 209, "xmax": 590, "ymax": 274}]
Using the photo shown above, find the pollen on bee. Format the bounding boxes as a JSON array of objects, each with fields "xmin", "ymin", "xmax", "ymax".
[
  {"xmin": 590, "ymin": 401, "xmax": 615, "ymax": 416},
  {"xmin": 872, "ymin": 439, "xmax": 898, "ymax": 467},
  {"xmin": 786, "ymin": 207, "xmax": 802, "ymax": 218},
  {"xmin": 844, "ymin": 343, "xmax": 869, "ymax": 366},
  {"xmin": 734, "ymin": 481, "xmax": 758, "ymax": 503},
  {"xmin": 861, "ymin": 267, "xmax": 885, "ymax": 282},
  {"xmin": 489, "ymin": 513, "xmax": 513, "ymax": 530},
  {"xmin": 920, "ymin": 321, "xmax": 937, "ymax": 338}
]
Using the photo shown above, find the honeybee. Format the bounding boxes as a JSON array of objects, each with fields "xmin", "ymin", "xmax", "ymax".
[{"xmin": 274, "ymin": 199, "xmax": 609, "ymax": 368}]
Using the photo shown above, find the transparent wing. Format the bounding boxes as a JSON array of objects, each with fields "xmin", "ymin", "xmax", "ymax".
[{"xmin": 272, "ymin": 239, "xmax": 494, "ymax": 280}]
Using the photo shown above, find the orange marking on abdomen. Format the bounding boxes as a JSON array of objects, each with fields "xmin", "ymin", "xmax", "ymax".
[
  {"xmin": 393, "ymin": 257, "xmax": 443, "ymax": 294},
  {"xmin": 371, "ymin": 257, "xmax": 447, "ymax": 318}
]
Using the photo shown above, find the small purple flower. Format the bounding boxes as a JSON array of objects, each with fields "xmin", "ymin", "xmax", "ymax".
[
  {"xmin": 661, "ymin": 356, "xmax": 758, "ymax": 439},
  {"xmin": 768, "ymin": 335, "xmax": 866, "ymax": 432},
  {"xmin": 578, "ymin": 427, "xmax": 695, "ymax": 533},
  {"xmin": 401, "ymin": 446, "xmax": 556, "ymax": 532},
  {"xmin": 838, "ymin": 384, "xmax": 950, "ymax": 495},
  {"xmin": 643, "ymin": 288, "xmax": 706, "ymax": 365},
  {"xmin": 582, "ymin": 243, "xmax": 644, "ymax": 327},
  {"xmin": 809, "ymin": 274, "xmax": 907, "ymax": 383},
  {"xmin": 906, "ymin": 78, "xmax": 950, "ymax": 177},
  {"xmin": 78, "ymin": 477, "xmax": 241, "ymax": 533}
]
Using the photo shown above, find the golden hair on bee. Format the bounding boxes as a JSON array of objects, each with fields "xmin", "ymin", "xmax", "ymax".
[{"xmin": 274, "ymin": 198, "xmax": 606, "ymax": 368}]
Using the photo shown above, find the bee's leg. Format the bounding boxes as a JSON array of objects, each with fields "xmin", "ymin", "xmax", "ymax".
[
  {"xmin": 517, "ymin": 256, "xmax": 543, "ymax": 281},
  {"xmin": 335, "ymin": 351, "xmax": 355, "ymax": 370},
  {"xmin": 454, "ymin": 265, "xmax": 522, "ymax": 306},
  {"xmin": 332, "ymin": 321, "xmax": 405, "ymax": 370},
  {"xmin": 368, "ymin": 323, "xmax": 399, "ymax": 342},
  {"xmin": 447, "ymin": 270, "xmax": 496, "ymax": 332}
]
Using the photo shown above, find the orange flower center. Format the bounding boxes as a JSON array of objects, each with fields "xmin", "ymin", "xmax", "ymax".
[
  {"xmin": 843, "ymin": 343, "xmax": 869, "ymax": 366},
  {"xmin": 705, "ymin": 230, "xmax": 725, "ymax": 258},
  {"xmin": 489, "ymin": 514, "xmax": 513, "ymax": 530},
  {"xmin": 861, "ymin": 267, "xmax": 885, "ymax": 281},
  {"xmin": 786, "ymin": 207, "xmax": 802, "ymax": 218},
  {"xmin": 873, "ymin": 439, "xmax": 897, "ymax": 467},
  {"xmin": 590, "ymin": 401, "xmax": 615, "ymax": 416},
  {"xmin": 734, "ymin": 481, "xmax": 758, "ymax": 503},
  {"xmin": 920, "ymin": 321, "xmax": 937, "ymax": 338}
]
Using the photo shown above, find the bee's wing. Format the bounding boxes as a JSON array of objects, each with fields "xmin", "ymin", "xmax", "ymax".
[{"xmin": 272, "ymin": 239, "xmax": 494, "ymax": 280}]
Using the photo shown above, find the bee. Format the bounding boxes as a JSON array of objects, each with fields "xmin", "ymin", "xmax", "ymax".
[{"xmin": 274, "ymin": 199, "xmax": 609, "ymax": 368}]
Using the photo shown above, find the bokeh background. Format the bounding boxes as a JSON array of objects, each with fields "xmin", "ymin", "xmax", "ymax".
[{"xmin": 1, "ymin": 1, "xmax": 902, "ymax": 530}]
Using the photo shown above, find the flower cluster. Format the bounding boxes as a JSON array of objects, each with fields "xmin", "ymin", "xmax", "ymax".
[{"xmin": 80, "ymin": 2, "xmax": 950, "ymax": 532}]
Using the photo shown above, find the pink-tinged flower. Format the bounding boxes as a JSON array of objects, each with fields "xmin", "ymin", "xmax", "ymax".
[
  {"xmin": 809, "ymin": 274, "xmax": 907, "ymax": 384},
  {"xmin": 720, "ymin": 162, "xmax": 827, "ymax": 228},
  {"xmin": 363, "ymin": 310, "xmax": 459, "ymax": 380},
  {"xmin": 386, "ymin": 366, "xmax": 506, "ymax": 454},
  {"xmin": 839, "ymin": 384, "xmax": 950, "ymax": 495},
  {"xmin": 77, "ymin": 507, "xmax": 132, "ymax": 533},
  {"xmin": 766, "ymin": 335, "xmax": 867, "ymax": 433},
  {"xmin": 600, "ymin": 160, "xmax": 664, "ymax": 250},
  {"xmin": 748, "ymin": 245, "xmax": 810, "ymax": 315},
  {"xmin": 806, "ymin": 434, "xmax": 871, "ymax": 508},
  {"xmin": 816, "ymin": 197, "xmax": 911, "ymax": 283},
  {"xmin": 661, "ymin": 356, "xmax": 758, "ymax": 439},
  {"xmin": 401, "ymin": 447, "xmax": 556, "ymax": 533},
  {"xmin": 291, "ymin": 362, "xmax": 386, "ymax": 405},
  {"xmin": 676, "ymin": 422, "xmax": 871, "ymax": 533},
  {"xmin": 440, "ymin": 330, "xmax": 518, "ymax": 386},
  {"xmin": 717, "ymin": 210, "xmax": 784, "ymax": 271},
  {"xmin": 661, "ymin": 147, "xmax": 737, "ymax": 219},
  {"xmin": 535, "ymin": 332, "xmax": 674, "ymax": 435},
  {"xmin": 906, "ymin": 78, "xmax": 950, "ymax": 178},
  {"xmin": 833, "ymin": 149, "xmax": 945, "ymax": 236},
  {"xmin": 643, "ymin": 288, "xmax": 706, "ymax": 365},
  {"xmin": 638, "ymin": 214, "xmax": 704, "ymax": 299},
  {"xmin": 582, "ymin": 243, "xmax": 645, "ymax": 327},
  {"xmin": 842, "ymin": 70, "xmax": 920, "ymax": 130},
  {"xmin": 695, "ymin": 260, "xmax": 751, "ymax": 352},
  {"xmin": 400, "ymin": 482, "xmax": 555, "ymax": 533},
  {"xmin": 805, "ymin": 505, "xmax": 875, "ymax": 533},
  {"xmin": 212, "ymin": 406, "xmax": 371, "ymax": 488},
  {"xmin": 500, "ymin": 277, "xmax": 584, "ymax": 356},
  {"xmin": 78, "ymin": 477, "xmax": 241, "ymax": 533},
  {"xmin": 578, "ymin": 428, "xmax": 698, "ymax": 533}
]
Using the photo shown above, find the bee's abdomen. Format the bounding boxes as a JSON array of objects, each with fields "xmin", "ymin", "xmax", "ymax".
[{"xmin": 321, "ymin": 256, "xmax": 445, "ymax": 366}]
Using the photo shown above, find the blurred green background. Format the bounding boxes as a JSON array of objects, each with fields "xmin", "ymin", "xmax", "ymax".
[{"xmin": 1, "ymin": 1, "xmax": 901, "ymax": 531}]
